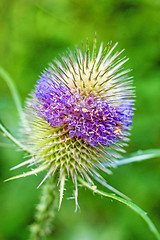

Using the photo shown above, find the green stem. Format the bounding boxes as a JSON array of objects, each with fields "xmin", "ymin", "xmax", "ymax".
[
  {"xmin": 0, "ymin": 120, "xmax": 30, "ymax": 153},
  {"xmin": 0, "ymin": 66, "xmax": 26, "ymax": 124},
  {"xmin": 29, "ymin": 176, "xmax": 58, "ymax": 240},
  {"xmin": 79, "ymin": 178, "xmax": 160, "ymax": 240}
]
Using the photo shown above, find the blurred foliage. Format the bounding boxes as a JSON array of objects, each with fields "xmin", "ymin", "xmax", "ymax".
[{"xmin": 0, "ymin": 0, "xmax": 160, "ymax": 239}]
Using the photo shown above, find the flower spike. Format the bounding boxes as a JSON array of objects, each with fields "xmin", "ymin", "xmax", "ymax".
[{"xmin": 9, "ymin": 39, "xmax": 135, "ymax": 207}]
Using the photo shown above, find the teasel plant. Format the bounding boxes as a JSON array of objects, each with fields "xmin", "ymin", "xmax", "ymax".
[{"xmin": 0, "ymin": 37, "xmax": 160, "ymax": 240}]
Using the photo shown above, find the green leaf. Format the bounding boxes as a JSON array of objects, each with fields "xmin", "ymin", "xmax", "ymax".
[
  {"xmin": 79, "ymin": 178, "xmax": 160, "ymax": 240},
  {"xmin": 0, "ymin": 66, "xmax": 26, "ymax": 124},
  {"xmin": 108, "ymin": 149, "xmax": 160, "ymax": 168}
]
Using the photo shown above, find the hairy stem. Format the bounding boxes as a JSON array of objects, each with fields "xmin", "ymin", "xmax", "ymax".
[{"xmin": 29, "ymin": 176, "xmax": 58, "ymax": 240}]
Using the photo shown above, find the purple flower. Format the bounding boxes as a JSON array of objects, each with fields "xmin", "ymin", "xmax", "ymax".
[
  {"xmin": 34, "ymin": 79, "xmax": 133, "ymax": 146},
  {"xmin": 13, "ymin": 39, "xmax": 135, "ymax": 208}
]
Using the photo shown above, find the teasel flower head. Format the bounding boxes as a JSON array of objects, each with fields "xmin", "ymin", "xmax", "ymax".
[{"xmin": 9, "ymin": 38, "xmax": 134, "ymax": 209}]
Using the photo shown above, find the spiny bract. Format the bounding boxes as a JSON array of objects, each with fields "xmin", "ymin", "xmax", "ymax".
[{"xmin": 10, "ymin": 39, "xmax": 135, "ymax": 209}]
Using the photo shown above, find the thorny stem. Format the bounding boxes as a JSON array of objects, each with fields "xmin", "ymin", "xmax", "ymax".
[{"xmin": 29, "ymin": 176, "xmax": 58, "ymax": 240}]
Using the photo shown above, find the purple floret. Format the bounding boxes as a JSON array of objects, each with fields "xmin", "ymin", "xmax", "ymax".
[{"xmin": 33, "ymin": 72, "xmax": 133, "ymax": 146}]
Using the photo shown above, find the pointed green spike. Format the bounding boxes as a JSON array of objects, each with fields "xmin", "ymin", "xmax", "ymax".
[{"xmin": 5, "ymin": 165, "xmax": 48, "ymax": 182}]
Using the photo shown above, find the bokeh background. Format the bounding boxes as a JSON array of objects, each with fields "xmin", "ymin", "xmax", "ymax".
[{"xmin": 0, "ymin": 0, "xmax": 160, "ymax": 239}]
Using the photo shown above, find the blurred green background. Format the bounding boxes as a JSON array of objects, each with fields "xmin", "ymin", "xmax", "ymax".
[{"xmin": 0, "ymin": 0, "xmax": 160, "ymax": 239}]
